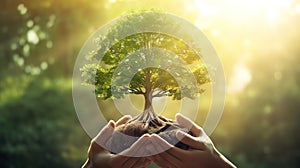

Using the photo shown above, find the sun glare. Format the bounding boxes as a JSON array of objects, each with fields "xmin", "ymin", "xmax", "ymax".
[
  {"xmin": 231, "ymin": 0, "xmax": 291, "ymax": 23},
  {"xmin": 190, "ymin": 0, "xmax": 298, "ymax": 93},
  {"xmin": 296, "ymin": 3, "xmax": 300, "ymax": 13},
  {"xmin": 193, "ymin": 0, "xmax": 292, "ymax": 25},
  {"xmin": 228, "ymin": 62, "xmax": 252, "ymax": 94}
]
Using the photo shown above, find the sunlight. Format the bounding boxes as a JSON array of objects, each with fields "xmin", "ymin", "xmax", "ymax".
[
  {"xmin": 266, "ymin": 8, "xmax": 278, "ymax": 23},
  {"xmin": 193, "ymin": 0, "xmax": 292, "ymax": 24},
  {"xmin": 227, "ymin": 62, "xmax": 252, "ymax": 94},
  {"xmin": 222, "ymin": 0, "xmax": 291, "ymax": 19},
  {"xmin": 194, "ymin": 0, "xmax": 218, "ymax": 17},
  {"xmin": 109, "ymin": 0, "xmax": 117, "ymax": 4},
  {"xmin": 27, "ymin": 29, "xmax": 39, "ymax": 44},
  {"xmin": 296, "ymin": 3, "xmax": 300, "ymax": 13}
]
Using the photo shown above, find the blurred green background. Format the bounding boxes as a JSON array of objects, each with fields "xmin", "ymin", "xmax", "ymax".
[{"xmin": 1, "ymin": 0, "xmax": 300, "ymax": 167}]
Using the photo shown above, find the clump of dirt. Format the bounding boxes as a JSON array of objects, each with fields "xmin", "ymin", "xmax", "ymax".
[{"xmin": 107, "ymin": 115, "xmax": 191, "ymax": 154}]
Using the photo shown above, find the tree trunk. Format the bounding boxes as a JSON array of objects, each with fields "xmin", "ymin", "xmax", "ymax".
[
  {"xmin": 130, "ymin": 68, "xmax": 165, "ymax": 127},
  {"xmin": 133, "ymin": 89, "xmax": 164, "ymax": 127},
  {"xmin": 144, "ymin": 90, "xmax": 154, "ymax": 113}
]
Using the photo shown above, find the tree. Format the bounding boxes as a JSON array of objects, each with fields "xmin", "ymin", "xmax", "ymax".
[{"xmin": 81, "ymin": 11, "xmax": 210, "ymax": 128}]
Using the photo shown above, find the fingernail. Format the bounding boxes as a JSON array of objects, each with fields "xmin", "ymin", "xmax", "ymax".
[
  {"xmin": 143, "ymin": 133, "xmax": 150, "ymax": 138},
  {"xmin": 151, "ymin": 134, "xmax": 159, "ymax": 138},
  {"xmin": 108, "ymin": 120, "xmax": 115, "ymax": 129},
  {"xmin": 175, "ymin": 113, "xmax": 182, "ymax": 116},
  {"xmin": 124, "ymin": 115, "xmax": 132, "ymax": 119},
  {"xmin": 175, "ymin": 113, "xmax": 181, "ymax": 119}
]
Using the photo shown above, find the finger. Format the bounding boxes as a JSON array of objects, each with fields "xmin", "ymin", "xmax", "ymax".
[
  {"xmin": 93, "ymin": 120, "xmax": 115, "ymax": 147},
  {"xmin": 116, "ymin": 115, "xmax": 132, "ymax": 126},
  {"xmin": 158, "ymin": 151, "xmax": 182, "ymax": 168},
  {"xmin": 176, "ymin": 130, "xmax": 206, "ymax": 150},
  {"xmin": 175, "ymin": 113, "xmax": 202, "ymax": 136},
  {"xmin": 112, "ymin": 135, "xmax": 150, "ymax": 167},
  {"xmin": 114, "ymin": 157, "xmax": 150, "ymax": 168},
  {"xmin": 122, "ymin": 157, "xmax": 140, "ymax": 168},
  {"xmin": 151, "ymin": 154, "xmax": 174, "ymax": 168},
  {"xmin": 113, "ymin": 156, "xmax": 149, "ymax": 168},
  {"xmin": 150, "ymin": 134, "xmax": 184, "ymax": 165},
  {"xmin": 110, "ymin": 155, "xmax": 129, "ymax": 167},
  {"xmin": 149, "ymin": 134, "xmax": 172, "ymax": 154},
  {"xmin": 132, "ymin": 158, "xmax": 151, "ymax": 168},
  {"xmin": 141, "ymin": 158, "xmax": 152, "ymax": 168},
  {"xmin": 120, "ymin": 134, "xmax": 150, "ymax": 157},
  {"xmin": 135, "ymin": 136, "xmax": 152, "ymax": 157},
  {"xmin": 150, "ymin": 134, "xmax": 184, "ymax": 155},
  {"xmin": 151, "ymin": 155, "xmax": 169, "ymax": 168},
  {"xmin": 145, "ymin": 143, "xmax": 157, "ymax": 156}
]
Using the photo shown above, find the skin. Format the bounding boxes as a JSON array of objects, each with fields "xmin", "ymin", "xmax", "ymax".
[
  {"xmin": 148, "ymin": 113, "xmax": 237, "ymax": 168},
  {"xmin": 82, "ymin": 113, "xmax": 236, "ymax": 168},
  {"xmin": 82, "ymin": 115, "xmax": 151, "ymax": 168}
]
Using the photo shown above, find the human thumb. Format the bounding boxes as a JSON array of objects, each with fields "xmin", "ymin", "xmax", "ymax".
[{"xmin": 176, "ymin": 131, "xmax": 206, "ymax": 151}]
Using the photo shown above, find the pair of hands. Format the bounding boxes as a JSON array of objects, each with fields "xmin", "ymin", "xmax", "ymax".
[{"xmin": 82, "ymin": 114, "xmax": 236, "ymax": 168}]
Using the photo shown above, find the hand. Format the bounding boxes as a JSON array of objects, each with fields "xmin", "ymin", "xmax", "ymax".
[
  {"xmin": 82, "ymin": 115, "xmax": 151, "ymax": 168},
  {"xmin": 149, "ymin": 113, "xmax": 236, "ymax": 168}
]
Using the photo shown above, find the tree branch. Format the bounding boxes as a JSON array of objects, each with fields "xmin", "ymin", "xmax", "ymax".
[
  {"xmin": 152, "ymin": 89, "xmax": 168, "ymax": 97},
  {"xmin": 124, "ymin": 87, "xmax": 144, "ymax": 95}
]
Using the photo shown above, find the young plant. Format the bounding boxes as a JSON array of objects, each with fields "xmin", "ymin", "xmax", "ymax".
[{"xmin": 81, "ymin": 11, "xmax": 210, "ymax": 153}]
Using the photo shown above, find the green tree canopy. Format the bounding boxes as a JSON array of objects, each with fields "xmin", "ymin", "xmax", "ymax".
[{"xmin": 81, "ymin": 11, "xmax": 210, "ymax": 124}]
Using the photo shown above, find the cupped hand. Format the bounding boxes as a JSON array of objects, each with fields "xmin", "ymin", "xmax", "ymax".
[
  {"xmin": 148, "ymin": 113, "xmax": 236, "ymax": 168},
  {"xmin": 82, "ymin": 115, "xmax": 151, "ymax": 168}
]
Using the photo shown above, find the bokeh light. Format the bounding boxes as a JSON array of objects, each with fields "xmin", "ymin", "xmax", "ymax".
[{"xmin": 1, "ymin": 0, "xmax": 300, "ymax": 167}]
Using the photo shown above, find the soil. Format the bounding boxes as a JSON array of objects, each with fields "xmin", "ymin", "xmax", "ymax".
[{"xmin": 107, "ymin": 115, "xmax": 191, "ymax": 154}]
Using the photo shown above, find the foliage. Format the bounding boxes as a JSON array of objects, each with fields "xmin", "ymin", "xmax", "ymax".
[
  {"xmin": 0, "ymin": 76, "xmax": 89, "ymax": 168},
  {"xmin": 211, "ymin": 50, "xmax": 300, "ymax": 168},
  {"xmin": 81, "ymin": 11, "xmax": 210, "ymax": 103}
]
